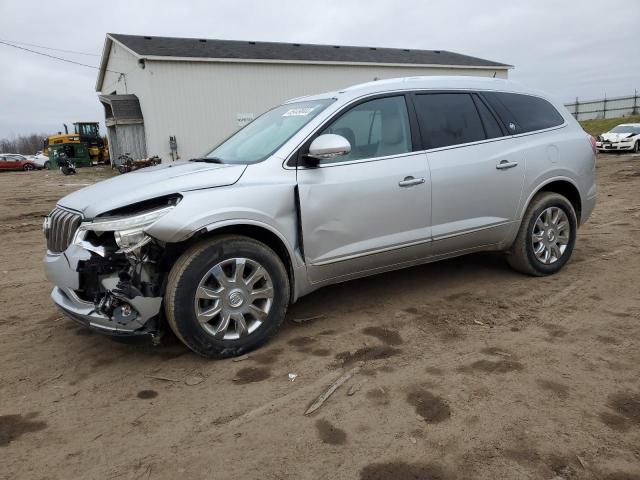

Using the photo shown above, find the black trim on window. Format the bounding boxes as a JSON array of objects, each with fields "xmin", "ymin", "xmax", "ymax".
[
  {"xmin": 471, "ymin": 93, "xmax": 508, "ymax": 138},
  {"xmin": 480, "ymin": 92, "xmax": 518, "ymax": 134},
  {"xmin": 404, "ymin": 93, "xmax": 422, "ymax": 151},
  {"xmin": 480, "ymin": 91, "xmax": 564, "ymax": 135}
]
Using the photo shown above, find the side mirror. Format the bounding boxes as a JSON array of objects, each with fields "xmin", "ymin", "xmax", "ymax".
[{"xmin": 306, "ymin": 134, "xmax": 351, "ymax": 162}]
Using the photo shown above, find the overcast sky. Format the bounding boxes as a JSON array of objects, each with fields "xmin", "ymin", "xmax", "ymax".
[{"xmin": 1, "ymin": 0, "xmax": 638, "ymax": 139}]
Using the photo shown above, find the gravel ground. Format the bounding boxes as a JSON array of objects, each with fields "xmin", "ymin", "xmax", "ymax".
[{"xmin": 1, "ymin": 155, "xmax": 639, "ymax": 480}]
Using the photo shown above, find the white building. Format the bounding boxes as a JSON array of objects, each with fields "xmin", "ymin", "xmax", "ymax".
[{"xmin": 96, "ymin": 34, "xmax": 512, "ymax": 163}]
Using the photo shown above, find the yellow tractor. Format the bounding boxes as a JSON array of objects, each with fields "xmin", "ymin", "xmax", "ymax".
[{"xmin": 44, "ymin": 122, "xmax": 109, "ymax": 164}]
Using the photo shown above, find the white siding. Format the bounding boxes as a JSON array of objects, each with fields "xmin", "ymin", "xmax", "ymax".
[
  {"xmin": 99, "ymin": 47, "xmax": 509, "ymax": 161},
  {"xmin": 101, "ymin": 43, "xmax": 149, "ymax": 97}
]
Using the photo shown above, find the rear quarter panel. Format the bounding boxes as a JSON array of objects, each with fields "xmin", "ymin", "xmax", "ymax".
[{"xmin": 516, "ymin": 124, "xmax": 596, "ymax": 224}]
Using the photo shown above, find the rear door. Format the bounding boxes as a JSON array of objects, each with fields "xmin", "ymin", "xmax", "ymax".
[
  {"xmin": 411, "ymin": 92, "xmax": 525, "ymax": 255},
  {"xmin": 297, "ymin": 94, "xmax": 431, "ymax": 284}
]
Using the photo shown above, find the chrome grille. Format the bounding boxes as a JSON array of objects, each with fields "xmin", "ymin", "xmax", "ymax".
[{"xmin": 45, "ymin": 207, "xmax": 82, "ymax": 253}]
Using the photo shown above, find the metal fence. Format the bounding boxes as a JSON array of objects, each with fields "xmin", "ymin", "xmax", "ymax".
[{"xmin": 565, "ymin": 91, "xmax": 640, "ymax": 121}]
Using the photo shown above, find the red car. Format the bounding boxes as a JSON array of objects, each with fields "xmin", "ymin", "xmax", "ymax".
[{"xmin": 0, "ymin": 154, "xmax": 40, "ymax": 171}]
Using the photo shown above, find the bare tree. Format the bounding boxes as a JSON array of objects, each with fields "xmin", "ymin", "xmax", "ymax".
[{"xmin": 0, "ymin": 133, "xmax": 48, "ymax": 154}]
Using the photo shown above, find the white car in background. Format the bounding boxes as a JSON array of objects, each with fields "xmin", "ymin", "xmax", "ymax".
[
  {"xmin": 596, "ymin": 123, "xmax": 640, "ymax": 153},
  {"xmin": 31, "ymin": 153, "xmax": 51, "ymax": 169}
]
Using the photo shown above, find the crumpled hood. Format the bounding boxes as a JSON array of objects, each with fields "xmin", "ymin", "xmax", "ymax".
[
  {"xmin": 601, "ymin": 132, "xmax": 636, "ymax": 142},
  {"xmin": 58, "ymin": 161, "xmax": 247, "ymax": 219}
]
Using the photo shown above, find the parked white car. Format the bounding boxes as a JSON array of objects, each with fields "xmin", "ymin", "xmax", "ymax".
[
  {"xmin": 596, "ymin": 123, "xmax": 640, "ymax": 153},
  {"xmin": 31, "ymin": 153, "xmax": 51, "ymax": 169}
]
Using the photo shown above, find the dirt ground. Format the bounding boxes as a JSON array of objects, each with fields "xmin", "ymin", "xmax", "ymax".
[{"xmin": 1, "ymin": 155, "xmax": 640, "ymax": 480}]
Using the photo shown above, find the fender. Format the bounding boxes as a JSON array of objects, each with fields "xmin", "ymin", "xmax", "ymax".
[
  {"xmin": 518, "ymin": 175, "xmax": 581, "ymax": 221},
  {"xmin": 201, "ymin": 217, "xmax": 301, "ymax": 266},
  {"xmin": 194, "ymin": 217, "xmax": 309, "ymax": 303}
]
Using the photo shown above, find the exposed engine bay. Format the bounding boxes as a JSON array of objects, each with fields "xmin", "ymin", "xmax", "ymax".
[
  {"xmin": 44, "ymin": 196, "xmax": 183, "ymax": 341},
  {"xmin": 75, "ymin": 228, "xmax": 165, "ymax": 335}
]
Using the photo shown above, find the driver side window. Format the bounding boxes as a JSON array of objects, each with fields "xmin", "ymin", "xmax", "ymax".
[{"xmin": 319, "ymin": 96, "xmax": 412, "ymax": 163}]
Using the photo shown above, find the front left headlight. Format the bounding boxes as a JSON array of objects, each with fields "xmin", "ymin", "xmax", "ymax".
[{"xmin": 77, "ymin": 205, "xmax": 175, "ymax": 252}]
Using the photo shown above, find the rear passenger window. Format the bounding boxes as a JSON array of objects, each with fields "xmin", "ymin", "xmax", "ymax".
[
  {"xmin": 485, "ymin": 92, "xmax": 564, "ymax": 133},
  {"xmin": 472, "ymin": 95, "xmax": 504, "ymax": 139},
  {"xmin": 413, "ymin": 93, "xmax": 486, "ymax": 149}
]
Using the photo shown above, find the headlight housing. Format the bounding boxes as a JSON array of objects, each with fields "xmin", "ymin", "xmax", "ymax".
[{"xmin": 77, "ymin": 205, "xmax": 175, "ymax": 253}]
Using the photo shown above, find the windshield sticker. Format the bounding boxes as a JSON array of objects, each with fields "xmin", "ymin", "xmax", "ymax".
[
  {"xmin": 282, "ymin": 107, "xmax": 316, "ymax": 117},
  {"xmin": 236, "ymin": 113, "xmax": 255, "ymax": 127}
]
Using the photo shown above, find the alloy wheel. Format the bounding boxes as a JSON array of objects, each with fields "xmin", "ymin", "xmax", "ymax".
[
  {"xmin": 194, "ymin": 257, "xmax": 274, "ymax": 340},
  {"xmin": 531, "ymin": 207, "xmax": 570, "ymax": 265}
]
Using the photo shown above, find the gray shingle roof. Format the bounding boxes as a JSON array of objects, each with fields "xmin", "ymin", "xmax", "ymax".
[
  {"xmin": 108, "ymin": 34, "xmax": 511, "ymax": 68},
  {"xmin": 99, "ymin": 94, "xmax": 143, "ymax": 121}
]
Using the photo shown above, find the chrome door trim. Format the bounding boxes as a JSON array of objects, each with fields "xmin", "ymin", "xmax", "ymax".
[
  {"xmin": 309, "ymin": 237, "xmax": 432, "ymax": 267},
  {"xmin": 310, "ymin": 220, "xmax": 515, "ymax": 267},
  {"xmin": 432, "ymin": 220, "xmax": 514, "ymax": 242}
]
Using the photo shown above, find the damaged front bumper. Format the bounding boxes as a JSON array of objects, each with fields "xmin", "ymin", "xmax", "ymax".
[
  {"xmin": 44, "ymin": 245, "xmax": 163, "ymax": 339},
  {"xmin": 596, "ymin": 141, "xmax": 635, "ymax": 151}
]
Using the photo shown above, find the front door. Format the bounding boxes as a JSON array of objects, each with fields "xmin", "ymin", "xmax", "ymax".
[
  {"xmin": 1, "ymin": 155, "xmax": 20, "ymax": 170},
  {"xmin": 412, "ymin": 92, "xmax": 525, "ymax": 255},
  {"xmin": 297, "ymin": 95, "xmax": 431, "ymax": 284}
]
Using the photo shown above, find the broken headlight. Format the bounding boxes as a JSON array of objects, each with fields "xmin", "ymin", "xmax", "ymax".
[{"xmin": 76, "ymin": 205, "xmax": 175, "ymax": 253}]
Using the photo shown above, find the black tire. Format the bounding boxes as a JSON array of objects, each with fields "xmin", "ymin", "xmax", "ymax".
[
  {"xmin": 23, "ymin": 164, "xmax": 34, "ymax": 171},
  {"xmin": 44, "ymin": 161, "xmax": 50, "ymax": 170},
  {"xmin": 507, "ymin": 192, "xmax": 577, "ymax": 276},
  {"xmin": 117, "ymin": 165, "xmax": 128, "ymax": 174},
  {"xmin": 165, "ymin": 235, "xmax": 290, "ymax": 358},
  {"xmin": 634, "ymin": 141, "xmax": 639, "ymax": 154}
]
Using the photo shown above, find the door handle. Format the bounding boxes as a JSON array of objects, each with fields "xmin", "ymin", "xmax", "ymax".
[
  {"xmin": 496, "ymin": 160, "xmax": 518, "ymax": 170},
  {"xmin": 398, "ymin": 176, "xmax": 425, "ymax": 187}
]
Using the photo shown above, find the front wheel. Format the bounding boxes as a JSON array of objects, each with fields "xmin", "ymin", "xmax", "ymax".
[
  {"xmin": 507, "ymin": 192, "xmax": 577, "ymax": 276},
  {"xmin": 165, "ymin": 235, "xmax": 290, "ymax": 358},
  {"xmin": 634, "ymin": 141, "xmax": 639, "ymax": 154}
]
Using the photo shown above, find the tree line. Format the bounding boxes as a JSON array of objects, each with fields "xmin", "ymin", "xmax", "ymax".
[{"xmin": 0, "ymin": 133, "xmax": 48, "ymax": 155}]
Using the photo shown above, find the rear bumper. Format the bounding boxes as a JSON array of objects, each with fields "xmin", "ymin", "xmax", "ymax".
[{"xmin": 581, "ymin": 193, "xmax": 597, "ymax": 226}]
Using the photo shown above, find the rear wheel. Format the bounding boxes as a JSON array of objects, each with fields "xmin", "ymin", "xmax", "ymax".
[
  {"xmin": 44, "ymin": 161, "xmax": 50, "ymax": 170},
  {"xmin": 507, "ymin": 192, "xmax": 577, "ymax": 276},
  {"xmin": 23, "ymin": 163, "xmax": 34, "ymax": 171},
  {"xmin": 165, "ymin": 235, "xmax": 290, "ymax": 358}
]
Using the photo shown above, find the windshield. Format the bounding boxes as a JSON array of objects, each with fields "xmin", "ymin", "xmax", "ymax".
[
  {"xmin": 205, "ymin": 99, "xmax": 334, "ymax": 164},
  {"xmin": 611, "ymin": 125, "xmax": 640, "ymax": 134}
]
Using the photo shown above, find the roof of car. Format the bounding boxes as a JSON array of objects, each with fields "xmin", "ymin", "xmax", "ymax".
[{"xmin": 286, "ymin": 76, "xmax": 544, "ymax": 103}]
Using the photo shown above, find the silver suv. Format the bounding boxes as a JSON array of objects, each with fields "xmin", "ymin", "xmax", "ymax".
[{"xmin": 43, "ymin": 76, "xmax": 597, "ymax": 357}]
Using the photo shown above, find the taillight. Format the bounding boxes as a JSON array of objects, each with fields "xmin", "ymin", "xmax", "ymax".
[{"xmin": 588, "ymin": 135, "xmax": 597, "ymax": 155}]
